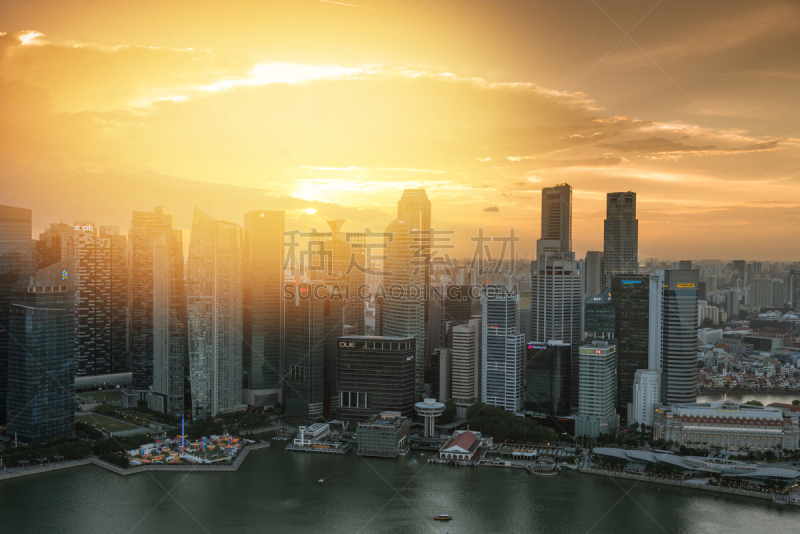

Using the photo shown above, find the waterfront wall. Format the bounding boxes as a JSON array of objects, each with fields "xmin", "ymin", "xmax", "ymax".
[
  {"xmin": 580, "ymin": 467, "xmax": 775, "ymax": 501},
  {"xmin": 0, "ymin": 442, "xmax": 270, "ymax": 482}
]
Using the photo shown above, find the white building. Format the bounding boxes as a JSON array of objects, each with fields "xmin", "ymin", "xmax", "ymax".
[
  {"xmin": 481, "ymin": 285, "xmax": 524, "ymax": 413},
  {"xmin": 451, "ymin": 318, "xmax": 481, "ymax": 418},
  {"xmin": 630, "ymin": 369, "xmax": 661, "ymax": 428},
  {"xmin": 575, "ymin": 341, "xmax": 619, "ymax": 438}
]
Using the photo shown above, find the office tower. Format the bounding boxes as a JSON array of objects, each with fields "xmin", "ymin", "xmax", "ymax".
[
  {"xmin": 697, "ymin": 280, "xmax": 707, "ymax": 301},
  {"xmin": 242, "ymin": 210, "xmax": 285, "ymax": 408},
  {"xmin": 630, "ymin": 369, "xmax": 661, "ymax": 428},
  {"xmin": 611, "ymin": 275, "xmax": 649, "ymax": 423},
  {"xmin": 149, "ymin": 230, "xmax": 187, "ymax": 416},
  {"xmin": 73, "ymin": 223, "xmax": 128, "ymax": 377},
  {"xmin": 530, "ymin": 252, "xmax": 582, "ymax": 411},
  {"xmin": 284, "ymin": 282, "xmax": 326, "ymax": 418},
  {"xmin": 5, "ymin": 285, "xmax": 74, "ymax": 443},
  {"xmin": 584, "ymin": 251, "xmax": 603, "ymax": 297},
  {"xmin": 0, "ymin": 205, "xmax": 35, "ymax": 282},
  {"xmin": 746, "ymin": 262, "xmax": 762, "ymax": 286},
  {"xmin": 323, "ymin": 287, "xmax": 344, "ymax": 414},
  {"xmin": 187, "ymin": 208, "xmax": 243, "ymax": 418},
  {"xmin": 584, "ymin": 292, "xmax": 615, "ymax": 341},
  {"xmin": 525, "ymin": 340, "xmax": 571, "ymax": 417},
  {"xmin": 129, "ymin": 206, "xmax": 175, "ymax": 390},
  {"xmin": 706, "ymin": 274, "xmax": 717, "ymax": 294},
  {"xmin": 575, "ymin": 341, "xmax": 619, "ymax": 438},
  {"xmin": 0, "ymin": 205, "xmax": 35, "ymax": 427},
  {"xmin": 434, "ymin": 347, "xmax": 451, "ymax": 401},
  {"xmin": 650, "ymin": 269, "xmax": 698, "ymax": 405},
  {"xmin": 603, "ymin": 192, "xmax": 638, "ymax": 290},
  {"xmin": 481, "ymin": 285, "xmax": 524, "ymax": 412},
  {"xmin": 450, "ymin": 318, "xmax": 480, "ymax": 418},
  {"xmin": 540, "ymin": 184, "xmax": 572, "ymax": 254},
  {"xmin": 381, "ymin": 210, "xmax": 426, "ymax": 398},
  {"xmin": 678, "ymin": 260, "xmax": 693, "ymax": 271},
  {"xmin": 771, "ymin": 279, "xmax": 785, "ymax": 307},
  {"xmin": 336, "ymin": 336, "xmax": 416, "ymax": 421},
  {"xmin": 536, "ymin": 239, "xmax": 562, "ymax": 260},
  {"xmin": 36, "ymin": 222, "xmax": 73, "ymax": 271},
  {"xmin": 327, "ymin": 220, "xmax": 366, "ymax": 335}
]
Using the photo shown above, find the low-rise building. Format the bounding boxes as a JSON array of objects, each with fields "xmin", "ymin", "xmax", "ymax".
[
  {"xmin": 653, "ymin": 401, "xmax": 800, "ymax": 451},
  {"xmin": 356, "ymin": 412, "xmax": 409, "ymax": 458},
  {"xmin": 438, "ymin": 430, "xmax": 482, "ymax": 462}
]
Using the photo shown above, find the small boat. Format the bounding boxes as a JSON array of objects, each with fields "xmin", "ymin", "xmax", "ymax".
[
  {"xmin": 434, "ymin": 514, "xmax": 452, "ymax": 521},
  {"xmin": 318, "ymin": 479, "xmax": 325, "ymax": 486}
]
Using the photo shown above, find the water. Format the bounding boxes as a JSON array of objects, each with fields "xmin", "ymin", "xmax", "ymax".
[{"xmin": 1, "ymin": 440, "xmax": 797, "ymax": 533}]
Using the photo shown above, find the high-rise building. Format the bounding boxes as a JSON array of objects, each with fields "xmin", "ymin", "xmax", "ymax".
[
  {"xmin": 187, "ymin": 208, "xmax": 243, "ymax": 418},
  {"xmin": 71, "ymin": 223, "xmax": 128, "ymax": 378},
  {"xmin": 284, "ymin": 282, "xmax": 325, "ymax": 419},
  {"xmin": 649, "ymin": 269, "xmax": 698, "ymax": 405},
  {"xmin": 611, "ymin": 275, "xmax": 650, "ymax": 423},
  {"xmin": 481, "ymin": 285, "xmax": 524, "ymax": 412},
  {"xmin": 242, "ymin": 210, "xmax": 285, "ymax": 408},
  {"xmin": 630, "ymin": 369, "xmax": 661, "ymax": 428},
  {"xmin": 5, "ymin": 285, "xmax": 74, "ymax": 443},
  {"xmin": 0, "ymin": 205, "xmax": 35, "ymax": 427},
  {"xmin": 733, "ymin": 260, "xmax": 746, "ymax": 280},
  {"xmin": 450, "ymin": 318, "xmax": 480, "ymax": 418},
  {"xmin": 584, "ymin": 251, "xmax": 603, "ymax": 297},
  {"xmin": 603, "ymin": 192, "xmax": 638, "ymax": 290},
  {"xmin": 525, "ymin": 340, "xmax": 571, "ymax": 417},
  {"xmin": 35, "ymin": 222, "xmax": 72, "ymax": 271},
  {"xmin": 530, "ymin": 252, "xmax": 582, "ymax": 411},
  {"xmin": 381, "ymin": 210, "xmax": 426, "ymax": 398},
  {"xmin": 746, "ymin": 262, "xmax": 762, "ymax": 287},
  {"xmin": 788, "ymin": 270, "xmax": 800, "ymax": 310},
  {"xmin": 149, "ymin": 230, "xmax": 187, "ymax": 416},
  {"xmin": 336, "ymin": 335, "xmax": 416, "ymax": 421},
  {"xmin": 584, "ymin": 292, "xmax": 615, "ymax": 341},
  {"xmin": 129, "ymin": 206, "xmax": 175, "ymax": 390},
  {"xmin": 540, "ymin": 184, "xmax": 572, "ymax": 254},
  {"xmin": 575, "ymin": 341, "xmax": 619, "ymax": 438}
]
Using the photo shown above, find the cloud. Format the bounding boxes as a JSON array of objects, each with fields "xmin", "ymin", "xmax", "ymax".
[{"xmin": 484, "ymin": 206, "xmax": 499, "ymax": 212}]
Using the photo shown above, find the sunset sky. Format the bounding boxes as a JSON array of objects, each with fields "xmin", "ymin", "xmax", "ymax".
[{"xmin": 1, "ymin": 0, "xmax": 798, "ymax": 260}]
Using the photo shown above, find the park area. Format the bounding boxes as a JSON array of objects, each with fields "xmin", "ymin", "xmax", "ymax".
[
  {"xmin": 78, "ymin": 390, "xmax": 122, "ymax": 404},
  {"xmin": 77, "ymin": 413, "xmax": 139, "ymax": 434}
]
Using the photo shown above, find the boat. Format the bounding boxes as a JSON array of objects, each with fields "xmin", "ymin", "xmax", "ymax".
[
  {"xmin": 434, "ymin": 514, "xmax": 452, "ymax": 521},
  {"xmin": 318, "ymin": 479, "xmax": 325, "ymax": 486}
]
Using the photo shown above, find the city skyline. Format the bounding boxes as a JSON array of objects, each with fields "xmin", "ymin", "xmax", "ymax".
[{"xmin": 1, "ymin": 0, "xmax": 799, "ymax": 260}]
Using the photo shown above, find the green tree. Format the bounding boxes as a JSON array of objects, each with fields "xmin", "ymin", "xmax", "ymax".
[
  {"xmin": 744, "ymin": 400, "xmax": 763, "ymax": 407},
  {"xmin": 439, "ymin": 400, "xmax": 457, "ymax": 424},
  {"xmin": 792, "ymin": 400, "xmax": 800, "ymax": 406},
  {"xmin": 701, "ymin": 317, "xmax": 713, "ymax": 328}
]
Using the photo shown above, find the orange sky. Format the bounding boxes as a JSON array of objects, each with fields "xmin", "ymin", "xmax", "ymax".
[{"xmin": 1, "ymin": 0, "xmax": 798, "ymax": 260}]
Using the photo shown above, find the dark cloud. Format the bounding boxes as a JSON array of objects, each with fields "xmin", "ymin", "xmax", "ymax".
[{"xmin": 484, "ymin": 206, "xmax": 499, "ymax": 212}]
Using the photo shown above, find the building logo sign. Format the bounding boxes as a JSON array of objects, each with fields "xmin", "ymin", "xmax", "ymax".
[
  {"xmin": 621, "ymin": 279, "xmax": 641, "ymax": 285},
  {"xmin": 677, "ymin": 283, "xmax": 695, "ymax": 288}
]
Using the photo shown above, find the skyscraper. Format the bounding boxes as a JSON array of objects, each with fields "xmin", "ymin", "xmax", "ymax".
[
  {"xmin": 187, "ymin": 208, "xmax": 243, "ymax": 417},
  {"xmin": 649, "ymin": 269, "xmax": 698, "ymax": 405},
  {"xmin": 481, "ymin": 285, "xmax": 524, "ymax": 413},
  {"xmin": 540, "ymin": 184, "xmax": 572, "ymax": 254},
  {"xmin": 575, "ymin": 341, "xmax": 619, "ymax": 438},
  {"xmin": 382, "ymin": 209, "xmax": 426, "ymax": 398},
  {"xmin": 72, "ymin": 223, "xmax": 128, "ymax": 377},
  {"xmin": 129, "ymin": 206, "xmax": 175, "ymax": 390},
  {"xmin": 603, "ymin": 192, "xmax": 638, "ymax": 290},
  {"xmin": 450, "ymin": 318, "xmax": 480, "ymax": 418},
  {"xmin": 788, "ymin": 270, "xmax": 800, "ymax": 310},
  {"xmin": 530, "ymin": 252, "xmax": 582, "ymax": 411},
  {"xmin": 611, "ymin": 275, "xmax": 650, "ymax": 423},
  {"xmin": 525, "ymin": 340, "xmax": 571, "ymax": 417},
  {"xmin": 284, "ymin": 282, "xmax": 325, "ymax": 419},
  {"xmin": 242, "ymin": 210, "xmax": 284, "ymax": 407},
  {"xmin": 5, "ymin": 285, "xmax": 75, "ymax": 443},
  {"xmin": 150, "ymin": 230, "xmax": 187, "ymax": 416},
  {"xmin": 584, "ymin": 251, "xmax": 603, "ymax": 297}
]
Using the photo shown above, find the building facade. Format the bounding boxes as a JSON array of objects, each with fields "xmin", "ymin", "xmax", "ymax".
[
  {"xmin": 612, "ymin": 275, "xmax": 650, "ymax": 423},
  {"xmin": 356, "ymin": 412, "xmax": 410, "ymax": 458},
  {"xmin": 575, "ymin": 341, "xmax": 619, "ymax": 438},
  {"xmin": 525, "ymin": 340, "xmax": 571, "ymax": 417},
  {"xmin": 187, "ymin": 208, "xmax": 243, "ymax": 418},
  {"xmin": 540, "ymin": 183, "xmax": 572, "ymax": 254},
  {"xmin": 336, "ymin": 336, "xmax": 416, "ymax": 421},
  {"xmin": 482, "ymin": 285, "xmax": 524, "ymax": 412},
  {"xmin": 630, "ymin": 369, "xmax": 661, "ymax": 428},
  {"xmin": 603, "ymin": 192, "xmax": 638, "ymax": 291},
  {"xmin": 450, "ymin": 318, "xmax": 481, "ymax": 418}
]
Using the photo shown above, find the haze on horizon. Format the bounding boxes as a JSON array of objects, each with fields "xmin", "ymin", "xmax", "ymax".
[{"xmin": 0, "ymin": 0, "xmax": 798, "ymax": 261}]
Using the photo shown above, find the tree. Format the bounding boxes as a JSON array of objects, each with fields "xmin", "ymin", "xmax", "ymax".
[
  {"xmin": 744, "ymin": 400, "xmax": 763, "ymax": 407},
  {"xmin": 701, "ymin": 317, "xmax": 714, "ymax": 328},
  {"xmin": 792, "ymin": 400, "xmax": 800, "ymax": 406},
  {"xmin": 439, "ymin": 400, "xmax": 457, "ymax": 424}
]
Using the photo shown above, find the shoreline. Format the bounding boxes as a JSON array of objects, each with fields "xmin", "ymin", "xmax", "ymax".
[
  {"xmin": 579, "ymin": 467, "xmax": 792, "ymax": 503},
  {"xmin": 0, "ymin": 442, "xmax": 270, "ymax": 482}
]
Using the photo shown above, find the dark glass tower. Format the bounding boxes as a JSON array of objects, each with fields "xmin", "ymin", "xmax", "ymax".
[
  {"xmin": 611, "ymin": 275, "xmax": 650, "ymax": 423},
  {"xmin": 525, "ymin": 340, "xmax": 571, "ymax": 417}
]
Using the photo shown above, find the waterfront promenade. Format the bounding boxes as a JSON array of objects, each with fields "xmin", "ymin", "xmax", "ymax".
[
  {"xmin": 580, "ymin": 466, "xmax": 791, "ymax": 502},
  {"xmin": 0, "ymin": 442, "xmax": 270, "ymax": 481}
]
